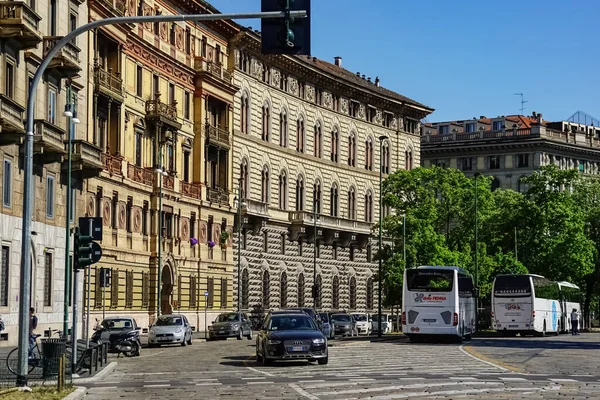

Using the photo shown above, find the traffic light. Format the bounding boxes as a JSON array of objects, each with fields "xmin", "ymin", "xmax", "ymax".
[
  {"xmin": 261, "ymin": 0, "xmax": 311, "ymax": 55},
  {"xmin": 74, "ymin": 227, "xmax": 102, "ymax": 270}
]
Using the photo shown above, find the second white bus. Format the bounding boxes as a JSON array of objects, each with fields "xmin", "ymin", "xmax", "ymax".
[
  {"xmin": 557, "ymin": 281, "xmax": 582, "ymax": 333},
  {"xmin": 402, "ymin": 266, "xmax": 476, "ymax": 342}
]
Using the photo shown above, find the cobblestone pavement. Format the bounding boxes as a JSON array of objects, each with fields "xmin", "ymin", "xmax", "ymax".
[{"xmin": 81, "ymin": 334, "xmax": 600, "ymax": 399}]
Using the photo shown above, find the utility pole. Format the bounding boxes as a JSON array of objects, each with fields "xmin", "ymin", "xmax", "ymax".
[
  {"xmin": 514, "ymin": 227, "xmax": 518, "ymax": 261},
  {"xmin": 15, "ymin": 9, "xmax": 308, "ymax": 387},
  {"xmin": 378, "ymin": 136, "xmax": 388, "ymax": 337},
  {"xmin": 474, "ymin": 173, "xmax": 481, "ymax": 333},
  {"xmin": 313, "ymin": 197, "xmax": 318, "ymax": 308},
  {"xmin": 237, "ymin": 178, "xmax": 243, "ymax": 311}
]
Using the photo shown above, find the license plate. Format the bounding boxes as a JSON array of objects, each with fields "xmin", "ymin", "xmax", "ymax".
[
  {"xmin": 508, "ymin": 325, "xmax": 518, "ymax": 328},
  {"xmin": 219, "ymin": 331, "xmax": 225, "ymax": 334},
  {"xmin": 159, "ymin": 338, "xmax": 170, "ymax": 341},
  {"xmin": 290, "ymin": 346, "xmax": 304, "ymax": 352},
  {"xmin": 423, "ymin": 319, "xmax": 436, "ymax": 323}
]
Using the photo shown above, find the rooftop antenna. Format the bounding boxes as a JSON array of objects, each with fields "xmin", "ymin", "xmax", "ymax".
[{"xmin": 514, "ymin": 93, "xmax": 528, "ymax": 115}]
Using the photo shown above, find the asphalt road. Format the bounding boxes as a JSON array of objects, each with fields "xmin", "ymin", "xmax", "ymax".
[{"xmin": 80, "ymin": 333, "xmax": 600, "ymax": 399}]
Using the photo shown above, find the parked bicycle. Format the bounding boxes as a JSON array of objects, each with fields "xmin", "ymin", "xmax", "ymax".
[{"xmin": 6, "ymin": 329, "xmax": 68, "ymax": 375}]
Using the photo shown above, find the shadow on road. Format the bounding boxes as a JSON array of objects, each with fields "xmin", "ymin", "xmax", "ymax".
[{"xmin": 471, "ymin": 338, "xmax": 600, "ymax": 350}]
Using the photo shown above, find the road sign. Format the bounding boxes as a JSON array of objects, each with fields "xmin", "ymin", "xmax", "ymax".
[
  {"xmin": 79, "ymin": 217, "xmax": 103, "ymax": 240},
  {"xmin": 90, "ymin": 242, "xmax": 102, "ymax": 264},
  {"xmin": 204, "ymin": 292, "xmax": 209, "ymax": 297},
  {"xmin": 100, "ymin": 268, "xmax": 111, "ymax": 288}
]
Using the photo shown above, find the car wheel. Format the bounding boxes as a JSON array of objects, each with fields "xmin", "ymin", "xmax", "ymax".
[
  {"xmin": 318, "ymin": 357, "xmax": 328, "ymax": 365},
  {"xmin": 187, "ymin": 333, "xmax": 193, "ymax": 345},
  {"xmin": 262, "ymin": 345, "xmax": 273, "ymax": 366},
  {"xmin": 181, "ymin": 335, "xmax": 187, "ymax": 346},
  {"xmin": 246, "ymin": 329, "xmax": 253, "ymax": 340},
  {"xmin": 256, "ymin": 344, "xmax": 263, "ymax": 363},
  {"xmin": 237, "ymin": 329, "xmax": 244, "ymax": 340}
]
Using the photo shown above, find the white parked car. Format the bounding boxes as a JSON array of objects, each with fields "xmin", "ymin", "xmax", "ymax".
[
  {"xmin": 352, "ymin": 313, "xmax": 371, "ymax": 335},
  {"xmin": 371, "ymin": 314, "xmax": 392, "ymax": 334}
]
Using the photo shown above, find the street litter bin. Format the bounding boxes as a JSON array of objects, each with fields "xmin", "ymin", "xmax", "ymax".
[{"xmin": 41, "ymin": 338, "xmax": 67, "ymax": 379}]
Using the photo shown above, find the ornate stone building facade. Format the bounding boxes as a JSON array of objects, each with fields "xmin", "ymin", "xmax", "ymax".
[
  {"xmin": 83, "ymin": 0, "xmax": 239, "ymax": 333},
  {"xmin": 230, "ymin": 30, "xmax": 433, "ymax": 313},
  {"xmin": 421, "ymin": 112, "xmax": 600, "ymax": 191},
  {"xmin": 0, "ymin": 0, "xmax": 89, "ymax": 345}
]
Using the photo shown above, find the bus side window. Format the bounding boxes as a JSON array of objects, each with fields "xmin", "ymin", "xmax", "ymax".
[{"xmin": 458, "ymin": 275, "xmax": 474, "ymax": 297}]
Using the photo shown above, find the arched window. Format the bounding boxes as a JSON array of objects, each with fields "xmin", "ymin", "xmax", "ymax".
[
  {"xmin": 279, "ymin": 109, "xmax": 288, "ymax": 147},
  {"xmin": 365, "ymin": 137, "xmax": 374, "ymax": 171},
  {"xmin": 314, "ymin": 121, "xmax": 322, "ymax": 158},
  {"xmin": 491, "ymin": 178, "xmax": 501, "ymax": 192},
  {"xmin": 261, "ymin": 166, "xmax": 270, "ymax": 203},
  {"xmin": 298, "ymin": 273, "xmax": 305, "ymax": 307},
  {"xmin": 330, "ymin": 127, "xmax": 339, "ymax": 162},
  {"xmin": 366, "ymin": 277, "xmax": 373, "ymax": 310},
  {"xmin": 280, "ymin": 271, "xmax": 288, "ymax": 308},
  {"xmin": 240, "ymin": 159, "xmax": 249, "ymax": 199},
  {"xmin": 349, "ymin": 276, "xmax": 357, "ymax": 309},
  {"xmin": 348, "ymin": 133, "xmax": 356, "ymax": 166},
  {"xmin": 405, "ymin": 149, "xmax": 413, "ymax": 170},
  {"xmin": 296, "ymin": 116, "xmax": 305, "ymax": 153},
  {"xmin": 330, "ymin": 183, "xmax": 339, "ymax": 217},
  {"xmin": 278, "ymin": 171, "xmax": 287, "ymax": 209},
  {"xmin": 313, "ymin": 180, "xmax": 321, "ymax": 214},
  {"xmin": 364, "ymin": 190, "xmax": 373, "ymax": 222},
  {"xmin": 348, "ymin": 187, "xmax": 356, "ymax": 220},
  {"xmin": 332, "ymin": 275, "xmax": 339, "ymax": 309},
  {"xmin": 382, "ymin": 142, "xmax": 390, "ymax": 174},
  {"xmin": 241, "ymin": 268, "xmax": 249, "ymax": 309},
  {"xmin": 240, "ymin": 93, "xmax": 250, "ymax": 134},
  {"xmin": 261, "ymin": 102, "xmax": 270, "ymax": 141},
  {"xmin": 295, "ymin": 176, "xmax": 304, "ymax": 211},
  {"xmin": 315, "ymin": 274, "xmax": 322, "ymax": 309},
  {"xmin": 262, "ymin": 270, "xmax": 270, "ymax": 309}
]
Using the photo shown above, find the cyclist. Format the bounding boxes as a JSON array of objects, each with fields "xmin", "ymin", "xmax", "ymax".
[{"xmin": 29, "ymin": 307, "xmax": 38, "ymax": 359}]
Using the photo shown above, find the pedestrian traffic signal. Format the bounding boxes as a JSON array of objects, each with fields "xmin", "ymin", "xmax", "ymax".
[
  {"xmin": 261, "ymin": 0, "xmax": 310, "ymax": 55},
  {"xmin": 74, "ymin": 227, "xmax": 102, "ymax": 270}
]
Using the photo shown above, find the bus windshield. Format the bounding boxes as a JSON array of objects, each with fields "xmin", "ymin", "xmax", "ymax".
[
  {"xmin": 406, "ymin": 269, "xmax": 454, "ymax": 292},
  {"xmin": 494, "ymin": 275, "xmax": 532, "ymax": 297}
]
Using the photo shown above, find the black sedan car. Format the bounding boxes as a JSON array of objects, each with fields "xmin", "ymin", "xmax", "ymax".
[{"xmin": 256, "ymin": 313, "xmax": 328, "ymax": 366}]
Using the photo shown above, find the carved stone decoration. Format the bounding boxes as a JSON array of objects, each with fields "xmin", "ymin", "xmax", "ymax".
[
  {"xmin": 390, "ymin": 117, "xmax": 398, "ymax": 130},
  {"xmin": 340, "ymin": 98, "xmax": 349, "ymax": 114},
  {"xmin": 102, "ymin": 199, "xmax": 111, "ymax": 227},
  {"xmin": 199, "ymin": 220, "xmax": 207, "ymax": 242},
  {"xmin": 306, "ymin": 85, "xmax": 315, "ymax": 102},
  {"xmin": 126, "ymin": 0, "xmax": 135, "ymax": 16},
  {"xmin": 323, "ymin": 92, "xmax": 333, "ymax": 108},
  {"xmin": 133, "ymin": 207, "xmax": 142, "ymax": 233},
  {"xmin": 398, "ymin": 117, "xmax": 404, "ymax": 131},
  {"xmin": 227, "ymin": 227, "xmax": 233, "ymax": 247},
  {"xmin": 271, "ymin": 69, "xmax": 281, "ymax": 87},
  {"xmin": 190, "ymin": 36, "xmax": 195, "ymax": 56},
  {"xmin": 142, "ymin": 5, "xmax": 153, "ymax": 30},
  {"xmin": 289, "ymin": 77, "xmax": 298, "ymax": 95},
  {"xmin": 207, "ymin": 46, "xmax": 214, "ymax": 62},
  {"xmin": 234, "ymin": 49, "xmax": 240, "ymax": 68},
  {"xmin": 214, "ymin": 224, "xmax": 221, "ymax": 244},
  {"xmin": 118, "ymin": 202, "xmax": 126, "ymax": 229},
  {"xmin": 375, "ymin": 110, "xmax": 383, "ymax": 125},
  {"xmin": 86, "ymin": 194, "xmax": 95, "ymax": 217},
  {"xmin": 122, "ymin": 41, "xmax": 194, "ymax": 86},
  {"xmin": 159, "ymin": 22, "xmax": 168, "ymax": 41},
  {"xmin": 251, "ymin": 58, "xmax": 262, "ymax": 79},
  {"xmin": 181, "ymin": 217, "xmax": 190, "ymax": 241},
  {"xmin": 175, "ymin": 26, "xmax": 184, "ymax": 50},
  {"xmin": 358, "ymin": 104, "xmax": 366, "ymax": 120}
]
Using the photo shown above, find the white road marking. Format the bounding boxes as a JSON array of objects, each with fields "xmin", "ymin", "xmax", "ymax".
[
  {"xmin": 142, "ymin": 384, "xmax": 170, "ymax": 388},
  {"xmin": 500, "ymin": 377, "xmax": 528, "ymax": 381},
  {"xmin": 289, "ymin": 383, "xmax": 320, "ymax": 400},
  {"xmin": 449, "ymin": 376, "xmax": 478, "ymax": 380},
  {"xmin": 195, "ymin": 382, "xmax": 222, "ymax": 386},
  {"xmin": 314, "ymin": 381, "xmax": 502, "ymax": 396},
  {"xmin": 245, "ymin": 366, "xmax": 274, "ymax": 377},
  {"xmin": 298, "ymin": 380, "xmax": 325, "ymax": 383},
  {"xmin": 242, "ymin": 377, "xmax": 266, "ymax": 380},
  {"xmin": 247, "ymin": 381, "xmax": 274, "ymax": 384},
  {"xmin": 549, "ymin": 378, "xmax": 578, "ymax": 382}
]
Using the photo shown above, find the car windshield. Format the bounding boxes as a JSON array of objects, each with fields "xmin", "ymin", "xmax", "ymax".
[
  {"xmin": 156, "ymin": 316, "xmax": 183, "ymax": 326},
  {"xmin": 101, "ymin": 319, "xmax": 134, "ymax": 330},
  {"xmin": 331, "ymin": 314, "xmax": 351, "ymax": 322},
  {"xmin": 407, "ymin": 269, "xmax": 454, "ymax": 292},
  {"xmin": 216, "ymin": 313, "xmax": 240, "ymax": 322},
  {"xmin": 372, "ymin": 315, "xmax": 388, "ymax": 322},
  {"xmin": 268, "ymin": 315, "xmax": 316, "ymax": 331},
  {"xmin": 319, "ymin": 313, "xmax": 329, "ymax": 323},
  {"xmin": 353, "ymin": 314, "xmax": 368, "ymax": 321}
]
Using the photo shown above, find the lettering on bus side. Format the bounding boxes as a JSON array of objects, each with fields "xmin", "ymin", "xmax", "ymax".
[{"xmin": 414, "ymin": 293, "xmax": 447, "ymax": 303}]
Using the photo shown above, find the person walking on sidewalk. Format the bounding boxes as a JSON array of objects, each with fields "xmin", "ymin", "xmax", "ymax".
[
  {"xmin": 571, "ymin": 308, "xmax": 580, "ymax": 336},
  {"xmin": 29, "ymin": 307, "xmax": 38, "ymax": 358}
]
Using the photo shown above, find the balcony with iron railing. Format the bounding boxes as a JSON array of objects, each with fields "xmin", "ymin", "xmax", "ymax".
[
  {"xmin": 68, "ymin": 140, "xmax": 103, "ymax": 178},
  {"xmin": 205, "ymin": 124, "xmax": 230, "ymax": 148},
  {"xmin": 242, "ymin": 199, "xmax": 270, "ymax": 218},
  {"xmin": 194, "ymin": 57, "xmax": 233, "ymax": 84},
  {"xmin": 94, "ymin": 66, "xmax": 124, "ymax": 102},
  {"xmin": 289, "ymin": 211, "xmax": 372, "ymax": 235},
  {"xmin": 180, "ymin": 181, "xmax": 202, "ymax": 200},
  {"xmin": 43, "ymin": 36, "xmax": 81, "ymax": 77},
  {"xmin": 0, "ymin": 1, "xmax": 42, "ymax": 50},
  {"xmin": 101, "ymin": 153, "xmax": 123, "ymax": 177},
  {"xmin": 33, "ymin": 119, "xmax": 66, "ymax": 161},
  {"xmin": 0, "ymin": 94, "xmax": 25, "ymax": 145},
  {"xmin": 145, "ymin": 96, "xmax": 182, "ymax": 130},
  {"xmin": 206, "ymin": 187, "xmax": 229, "ymax": 205},
  {"xmin": 127, "ymin": 163, "xmax": 154, "ymax": 186}
]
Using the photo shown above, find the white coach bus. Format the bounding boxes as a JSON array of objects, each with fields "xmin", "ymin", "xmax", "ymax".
[
  {"xmin": 402, "ymin": 266, "xmax": 476, "ymax": 342},
  {"xmin": 492, "ymin": 274, "xmax": 561, "ymax": 336},
  {"xmin": 557, "ymin": 281, "xmax": 582, "ymax": 333}
]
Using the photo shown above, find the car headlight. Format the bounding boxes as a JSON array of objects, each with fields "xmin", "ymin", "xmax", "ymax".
[
  {"xmin": 149, "ymin": 329, "xmax": 155, "ymax": 335},
  {"xmin": 208, "ymin": 326, "xmax": 214, "ymax": 330},
  {"xmin": 175, "ymin": 328, "xmax": 182, "ymax": 334},
  {"xmin": 267, "ymin": 339, "xmax": 281, "ymax": 345},
  {"xmin": 312, "ymin": 338, "xmax": 325, "ymax": 344},
  {"xmin": 231, "ymin": 324, "xmax": 240, "ymax": 329}
]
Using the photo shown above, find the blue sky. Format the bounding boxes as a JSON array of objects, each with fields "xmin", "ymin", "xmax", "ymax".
[{"xmin": 209, "ymin": 0, "xmax": 600, "ymax": 122}]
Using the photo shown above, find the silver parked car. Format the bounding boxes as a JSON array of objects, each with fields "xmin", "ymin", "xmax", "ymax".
[
  {"xmin": 148, "ymin": 314, "xmax": 193, "ymax": 347},
  {"xmin": 208, "ymin": 312, "xmax": 253, "ymax": 340}
]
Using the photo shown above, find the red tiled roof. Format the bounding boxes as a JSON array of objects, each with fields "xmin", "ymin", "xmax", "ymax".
[{"xmin": 424, "ymin": 114, "xmax": 550, "ymax": 134}]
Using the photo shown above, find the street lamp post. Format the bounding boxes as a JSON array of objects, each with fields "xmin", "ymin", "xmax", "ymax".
[
  {"xmin": 403, "ymin": 214, "xmax": 406, "ymax": 262},
  {"xmin": 378, "ymin": 135, "xmax": 388, "ymax": 338},
  {"xmin": 156, "ymin": 144, "xmax": 167, "ymax": 317},
  {"xmin": 236, "ymin": 178, "xmax": 243, "ymax": 311},
  {"xmin": 474, "ymin": 173, "xmax": 481, "ymax": 332},
  {"xmin": 313, "ymin": 197, "xmax": 318, "ymax": 308}
]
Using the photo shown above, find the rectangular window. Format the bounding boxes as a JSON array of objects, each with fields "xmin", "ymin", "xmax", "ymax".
[
  {"xmin": 489, "ymin": 156, "xmax": 501, "ymax": 170},
  {"xmin": 69, "ymin": 12, "xmax": 77, "ymax": 44},
  {"xmin": 46, "ymin": 175, "xmax": 55, "ymax": 218},
  {"xmin": 183, "ymin": 151, "xmax": 190, "ymax": 182},
  {"xmin": 263, "ymin": 231, "xmax": 268, "ymax": 253},
  {"xmin": 126, "ymin": 197, "xmax": 133, "ymax": 232},
  {"xmin": 220, "ymin": 278, "xmax": 227, "ymax": 308},
  {"xmin": 281, "ymin": 233, "xmax": 286, "ymax": 255},
  {"xmin": 0, "ymin": 246, "xmax": 9, "ymax": 307},
  {"xmin": 185, "ymin": 29, "xmax": 191, "ymax": 54},
  {"xmin": 517, "ymin": 154, "xmax": 529, "ymax": 168},
  {"xmin": 94, "ymin": 267, "xmax": 102, "ymax": 308},
  {"xmin": 135, "ymin": 132, "xmax": 142, "ymax": 167},
  {"xmin": 168, "ymin": 83, "xmax": 175, "ymax": 105},
  {"xmin": 492, "ymin": 121, "xmax": 503, "ymax": 131},
  {"xmin": 298, "ymin": 239, "xmax": 303, "ymax": 257},
  {"xmin": 5, "ymin": 62, "xmax": 14, "ymax": 99},
  {"xmin": 438, "ymin": 125, "xmax": 449, "ymax": 134},
  {"xmin": 141, "ymin": 271, "xmax": 149, "ymax": 307},
  {"xmin": 461, "ymin": 157, "xmax": 473, "ymax": 171},
  {"xmin": 47, "ymin": 88, "xmax": 57, "ymax": 124},
  {"xmin": 126, "ymin": 270, "xmax": 133, "ymax": 308},
  {"xmin": 136, "ymin": 66, "xmax": 143, "ymax": 97},
  {"xmin": 349, "ymin": 245, "xmax": 355, "ymax": 261},
  {"xmin": 169, "ymin": 24, "xmax": 175, "ymax": 45},
  {"xmin": 142, "ymin": 201, "xmax": 148, "ymax": 235},
  {"xmin": 332, "ymin": 243, "xmax": 338, "ymax": 260},
  {"xmin": 44, "ymin": 252, "xmax": 52, "ymax": 306},
  {"xmin": 111, "ymin": 269, "xmax": 119, "ymax": 307},
  {"xmin": 184, "ymin": 92, "xmax": 190, "ymax": 119},
  {"xmin": 465, "ymin": 123, "xmax": 476, "ymax": 133},
  {"xmin": 242, "ymin": 229, "xmax": 247, "ymax": 250},
  {"xmin": 207, "ymin": 277, "xmax": 214, "ymax": 308},
  {"xmin": 49, "ymin": 0, "xmax": 57, "ymax": 35},
  {"xmin": 315, "ymin": 240, "xmax": 320, "ymax": 258},
  {"xmin": 190, "ymin": 276, "xmax": 197, "ymax": 308},
  {"xmin": 3, "ymin": 159, "xmax": 12, "ymax": 207},
  {"xmin": 366, "ymin": 244, "xmax": 372, "ymax": 262},
  {"xmin": 111, "ymin": 192, "xmax": 118, "ymax": 228},
  {"xmin": 152, "ymin": 75, "xmax": 159, "ymax": 99}
]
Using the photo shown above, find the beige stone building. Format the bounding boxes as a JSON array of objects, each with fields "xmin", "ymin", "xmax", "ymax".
[
  {"xmin": 83, "ymin": 0, "xmax": 240, "ymax": 333},
  {"xmin": 0, "ymin": 0, "xmax": 89, "ymax": 345},
  {"xmin": 421, "ymin": 112, "xmax": 600, "ymax": 191},
  {"xmin": 230, "ymin": 30, "xmax": 433, "ymax": 313}
]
